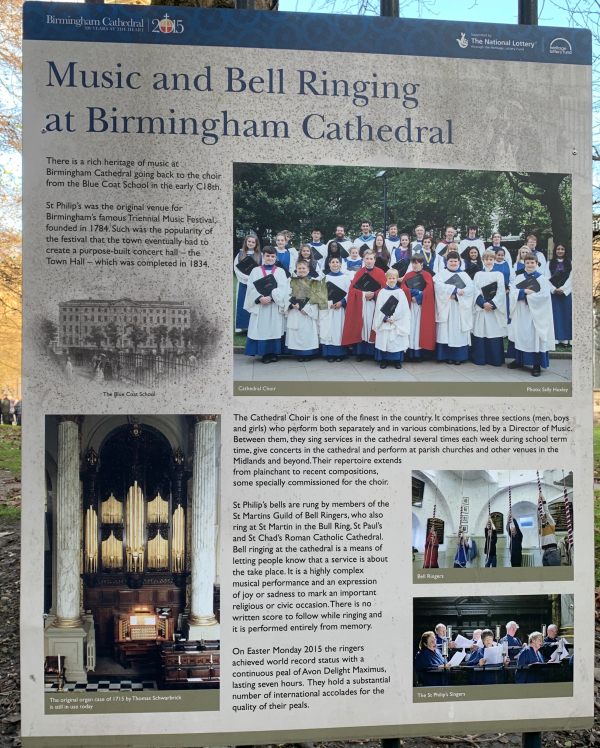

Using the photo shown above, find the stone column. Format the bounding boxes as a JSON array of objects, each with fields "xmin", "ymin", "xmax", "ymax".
[
  {"xmin": 188, "ymin": 415, "xmax": 220, "ymax": 640},
  {"xmin": 55, "ymin": 416, "xmax": 82, "ymax": 627},
  {"xmin": 46, "ymin": 416, "xmax": 88, "ymax": 683}
]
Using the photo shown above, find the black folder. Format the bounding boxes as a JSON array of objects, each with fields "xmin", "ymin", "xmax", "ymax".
[
  {"xmin": 358, "ymin": 243, "xmax": 371, "ymax": 257},
  {"xmin": 328, "ymin": 241, "xmax": 349, "ymax": 259},
  {"xmin": 326, "ymin": 282, "xmax": 347, "ymax": 304},
  {"xmin": 375, "ymin": 256, "xmax": 389, "ymax": 271},
  {"xmin": 392, "ymin": 259, "xmax": 410, "ymax": 277},
  {"xmin": 354, "ymin": 272, "xmax": 382, "ymax": 293},
  {"xmin": 253, "ymin": 273, "xmax": 278, "ymax": 297},
  {"xmin": 290, "ymin": 296, "xmax": 309, "ymax": 310},
  {"xmin": 481, "ymin": 281, "xmax": 498, "ymax": 302},
  {"xmin": 405, "ymin": 273, "xmax": 426, "ymax": 292},
  {"xmin": 380, "ymin": 295, "xmax": 399, "ymax": 318},
  {"xmin": 516, "ymin": 276, "xmax": 541, "ymax": 293},
  {"xmin": 445, "ymin": 273, "xmax": 467, "ymax": 290},
  {"xmin": 237, "ymin": 255, "xmax": 258, "ymax": 276}
]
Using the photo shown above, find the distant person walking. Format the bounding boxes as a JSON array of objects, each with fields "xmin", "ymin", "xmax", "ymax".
[
  {"xmin": 14, "ymin": 400, "xmax": 21, "ymax": 426},
  {"xmin": 1, "ymin": 396, "xmax": 11, "ymax": 425}
]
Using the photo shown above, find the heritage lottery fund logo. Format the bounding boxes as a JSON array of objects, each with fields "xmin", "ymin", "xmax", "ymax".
[{"xmin": 44, "ymin": 12, "xmax": 185, "ymax": 35}]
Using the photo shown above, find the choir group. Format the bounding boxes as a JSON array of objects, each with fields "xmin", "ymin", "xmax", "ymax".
[
  {"xmin": 414, "ymin": 621, "xmax": 572, "ymax": 686},
  {"xmin": 234, "ymin": 223, "xmax": 572, "ymax": 377}
]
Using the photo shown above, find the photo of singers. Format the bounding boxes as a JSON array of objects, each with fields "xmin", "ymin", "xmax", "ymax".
[
  {"xmin": 233, "ymin": 164, "xmax": 572, "ymax": 386},
  {"xmin": 412, "ymin": 470, "xmax": 573, "ymax": 576},
  {"xmin": 413, "ymin": 595, "xmax": 574, "ymax": 694}
]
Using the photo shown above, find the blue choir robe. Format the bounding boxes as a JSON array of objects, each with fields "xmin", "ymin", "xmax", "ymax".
[
  {"xmin": 515, "ymin": 646, "xmax": 545, "ymax": 683},
  {"xmin": 414, "ymin": 648, "xmax": 448, "ymax": 686},
  {"xmin": 466, "ymin": 647, "xmax": 505, "ymax": 685}
]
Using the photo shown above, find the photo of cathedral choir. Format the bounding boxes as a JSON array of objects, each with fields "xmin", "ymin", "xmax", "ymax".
[
  {"xmin": 412, "ymin": 470, "xmax": 573, "ymax": 570},
  {"xmin": 233, "ymin": 221, "xmax": 571, "ymax": 377},
  {"xmin": 413, "ymin": 595, "xmax": 574, "ymax": 689}
]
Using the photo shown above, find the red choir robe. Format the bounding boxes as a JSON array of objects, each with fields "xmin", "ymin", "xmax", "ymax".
[
  {"xmin": 423, "ymin": 528, "xmax": 439, "ymax": 568},
  {"xmin": 401, "ymin": 270, "xmax": 436, "ymax": 351},
  {"xmin": 341, "ymin": 266, "xmax": 387, "ymax": 347}
]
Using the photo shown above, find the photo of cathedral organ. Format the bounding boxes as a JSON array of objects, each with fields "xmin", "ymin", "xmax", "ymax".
[
  {"xmin": 43, "ymin": 415, "xmax": 221, "ymax": 696},
  {"xmin": 412, "ymin": 469, "xmax": 573, "ymax": 579}
]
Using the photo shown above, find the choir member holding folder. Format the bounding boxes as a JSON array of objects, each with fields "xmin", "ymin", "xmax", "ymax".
[
  {"xmin": 471, "ymin": 249, "xmax": 507, "ymax": 367},
  {"xmin": 372, "ymin": 268, "xmax": 410, "ymax": 369},
  {"xmin": 341, "ymin": 249, "xmax": 386, "ymax": 361},
  {"xmin": 243, "ymin": 246, "xmax": 289, "ymax": 364},
  {"xmin": 507, "ymin": 252, "xmax": 554, "ymax": 377},
  {"xmin": 320, "ymin": 257, "xmax": 351, "ymax": 362},
  {"xmin": 391, "ymin": 253, "xmax": 437, "ymax": 363},
  {"xmin": 286, "ymin": 259, "xmax": 320, "ymax": 361},
  {"xmin": 434, "ymin": 250, "xmax": 474, "ymax": 364},
  {"xmin": 233, "ymin": 234, "xmax": 261, "ymax": 332}
]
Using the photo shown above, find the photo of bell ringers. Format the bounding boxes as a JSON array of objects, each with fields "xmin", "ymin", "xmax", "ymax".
[{"xmin": 412, "ymin": 469, "xmax": 573, "ymax": 582}]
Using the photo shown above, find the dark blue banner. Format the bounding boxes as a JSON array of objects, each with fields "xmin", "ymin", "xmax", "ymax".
[{"xmin": 24, "ymin": 1, "xmax": 591, "ymax": 66}]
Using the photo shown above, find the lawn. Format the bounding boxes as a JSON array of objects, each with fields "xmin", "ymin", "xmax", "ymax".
[
  {"xmin": 0, "ymin": 426, "xmax": 21, "ymax": 518},
  {"xmin": 0, "ymin": 426, "xmax": 21, "ymax": 475}
]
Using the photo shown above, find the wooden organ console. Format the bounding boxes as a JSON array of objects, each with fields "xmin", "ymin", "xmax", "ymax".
[
  {"xmin": 113, "ymin": 610, "xmax": 175, "ymax": 668},
  {"xmin": 160, "ymin": 642, "xmax": 220, "ymax": 689}
]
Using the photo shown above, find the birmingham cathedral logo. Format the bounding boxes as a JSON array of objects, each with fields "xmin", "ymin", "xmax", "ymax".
[
  {"xmin": 151, "ymin": 13, "xmax": 185, "ymax": 34},
  {"xmin": 456, "ymin": 32, "xmax": 469, "ymax": 49}
]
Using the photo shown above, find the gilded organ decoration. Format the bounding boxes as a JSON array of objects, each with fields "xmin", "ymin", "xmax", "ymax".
[
  {"xmin": 84, "ymin": 507, "xmax": 98, "ymax": 573},
  {"xmin": 147, "ymin": 492, "xmax": 169, "ymax": 524},
  {"xmin": 126, "ymin": 481, "xmax": 145, "ymax": 572},
  {"xmin": 171, "ymin": 505, "xmax": 185, "ymax": 572},
  {"xmin": 101, "ymin": 530, "xmax": 123, "ymax": 570},
  {"xmin": 147, "ymin": 531, "xmax": 169, "ymax": 570},
  {"xmin": 81, "ymin": 425, "xmax": 189, "ymax": 577},
  {"xmin": 101, "ymin": 493, "xmax": 123, "ymax": 524}
]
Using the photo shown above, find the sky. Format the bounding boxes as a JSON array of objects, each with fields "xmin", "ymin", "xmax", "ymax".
[{"xmin": 278, "ymin": 0, "xmax": 575, "ymax": 28}]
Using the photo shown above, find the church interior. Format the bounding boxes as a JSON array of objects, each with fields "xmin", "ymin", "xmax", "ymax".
[
  {"xmin": 43, "ymin": 415, "xmax": 221, "ymax": 694},
  {"xmin": 412, "ymin": 470, "xmax": 573, "ymax": 569}
]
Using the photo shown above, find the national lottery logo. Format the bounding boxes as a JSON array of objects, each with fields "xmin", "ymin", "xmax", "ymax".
[
  {"xmin": 151, "ymin": 13, "xmax": 185, "ymax": 34},
  {"xmin": 549, "ymin": 37, "xmax": 573, "ymax": 55},
  {"xmin": 456, "ymin": 32, "xmax": 469, "ymax": 49}
]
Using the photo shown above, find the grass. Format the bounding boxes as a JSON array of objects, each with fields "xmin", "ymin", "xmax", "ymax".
[
  {"xmin": 0, "ymin": 505, "xmax": 20, "ymax": 519},
  {"xmin": 0, "ymin": 426, "xmax": 21, "ymax": 475}
]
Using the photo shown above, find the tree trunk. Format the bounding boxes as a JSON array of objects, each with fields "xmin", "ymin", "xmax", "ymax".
[{"xmin": 506, "ymin": 172, "xmax": 570, "ymax": 248}]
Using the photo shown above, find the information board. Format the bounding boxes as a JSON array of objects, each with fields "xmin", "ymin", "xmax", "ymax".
[{"xmin": 21, "ymin": 3, "xmax": 593, "ymax": 745}]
